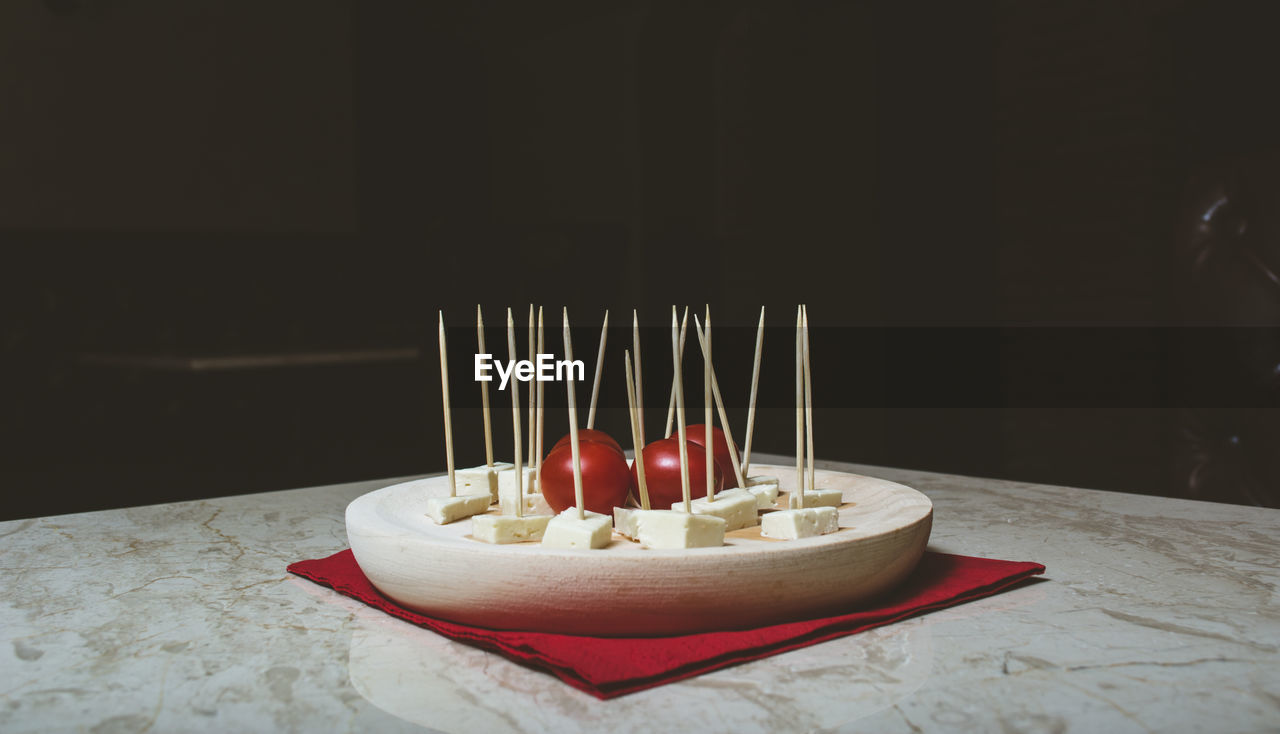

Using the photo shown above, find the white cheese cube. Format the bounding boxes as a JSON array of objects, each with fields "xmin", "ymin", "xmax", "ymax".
[
  {"xmin": 498, "ymin": 466, "xmax": 536, "ymax": 495},
  {"xmin": 471, "ymin": 514, "xmax": 553, "ymax": 544},
  {"xmin": 788, "ymin": 488, "xmax": 844, "ymax": 509},
  {"xmin": 498, "ymin": 474, "xmax": 549, "ymax": 515},
  {"xmin": 540, "ymin": 509, "xmax": 613, "ymax": 549},
  {"xmin": 635, "ymin": 510, "xmax": 726, "ymax": 549},
  {"xmin": 744, "ymin": 476, "xmax": 780, "ymax": 508},
  {"xmin": 425, "ymin": 493, "xmax": 492, "ymax": 525},
  {"xmin": 813, "ymin": 505, "xmax": 840, "ymax": 533},
  {"xmin": 761, "ymin": 506, "xmax": 840, "ymax": 539},
  {"xmin": 673, "ymin": 488, "xmax": 758, "ymax": 531},
  {"xmin": 613, "ymin": 507, "xmax": 639, "ymax": 539},
  {"xmin": 455, "ymin": 462, "xmax": 514, "ymax": 502},
  {"xmin": 528, "ymin": 492, "xmax": 556, "ymax": 516}
]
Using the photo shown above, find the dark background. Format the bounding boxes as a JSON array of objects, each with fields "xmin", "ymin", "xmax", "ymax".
[{"xmin": 3, "ymin": 0, "xmax": 1279, "ymax": 520}]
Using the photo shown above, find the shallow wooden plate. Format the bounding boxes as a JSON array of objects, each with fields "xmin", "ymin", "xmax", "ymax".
[{"xmin": 345, "ymin": 463, "xmax": 933, "ymax": 636}]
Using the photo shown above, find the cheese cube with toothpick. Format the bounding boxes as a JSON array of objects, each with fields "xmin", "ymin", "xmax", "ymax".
[
  {"xmin": 500, "ymin": 484, "xmax": 553, "ymax": 516},
  {"xmin": 455, "ymin": 462, "xmax": 513, "ymax": 502},
  {"xmin": 541, "ymin": 508, "xmax": 613, "ymax": 549},
  {"xmin": 496, "ymin": 466, "xmax": 537, "ymax": 513},
  {"xmin": 471, "ymin": 514, "xmax": 553, "ymax": 544},
  {"xmin": 619, "ymin": 347, "xmax": 653, "ymax": 537},
  {"xmin": 744, "ymin": 476, "xmax": 780, "ymax": 508},
  {"xmin": 425, "ymin": 493, "xmax": 492, "ymax": 525},
  {"xmin": 674, "ymin": 488, "xmax": 758, "ymax": 531},
  {"xmin": 789, "ymin": 488, "xmax": 843, "ymax": 509},
  {"xmin": 761, "ymin": 506, "xmax": 839, "ymax": 539},
  {"xmin": 636, "ymin": 510, "xmax": 725, "ymax": 549},
  {"xmin": 498, "ymin": 465, "xmax": 535, "ymax": 493}
]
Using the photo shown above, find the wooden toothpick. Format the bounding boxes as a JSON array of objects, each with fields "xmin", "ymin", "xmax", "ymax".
[
  {"xmin": 795, "ymin": 306, "xmax": 804, "ymax": 502},
  {"xmin": 586, "ymin": 310, "xmax": 608, "ymax": 430},
  {"xmin": 632, "ymin": 309, "xmax": 645, "ymax": 446},
  {"xmin": 672, "ymin": 307, "xmax": 692, "ymax": 513},
  {"xmin": 692, "ymin": 316, "xmax": 747, "ymax": 490},
  {"xmin": 563, "ymin": 308, "xmax": 586, "ymax": 520},
  {"xmin": 742, "ymin": 306, "xmax": 765, "ymax": 476},
  {"xmin": 803, "ymin": 305, "xmax": 815, "ymax": 493},
  {"xmin": 438, "ymin": 312, "xmax": 456, "ymax": 497},
  {"xmin": 624, "ymin": 350, "xmax": 650, "ymax": 510},
  {"xmin": 535, "ymin": 306, "xmax": 545, "ymax": 495},
  {"xmin": 507, "ymin": 309, "xmax": 524, "ymax": 518},
  {"xmin": 664, "ymin": 306, "xmax": 689, "ymax": 438},
  {"xmin": 476, "ymin": 305, "xmax": 495, "ymax": 468},
  {"xmin": 527, "ymin": 304, "xmax": 536, "ymax": 469},
  {"xmin": 703, "ymin": 306, "xmax": 714, "ymax": 503}
]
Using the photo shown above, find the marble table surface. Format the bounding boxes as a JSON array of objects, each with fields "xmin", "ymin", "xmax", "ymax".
[{"xmin": 2, "ymin": 455, "xmax": 1277, "ymax": 733}]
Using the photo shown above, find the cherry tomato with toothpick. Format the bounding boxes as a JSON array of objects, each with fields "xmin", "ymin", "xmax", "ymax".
[
  {"xmin": 629, "ymin": 436, "xmax": 724, "ymax": 509},
  {"xmin": 541, "ymin": 441, "xmax": 632, "ymax": 515},
  {"xmin": 685, "ymin": 423, "xmax": 740, "ymax": 488}
]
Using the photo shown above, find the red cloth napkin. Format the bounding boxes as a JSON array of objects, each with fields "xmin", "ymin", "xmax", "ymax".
[{"xmin": 288, "ymin": 549, "xmax": 1043, "ymax": 699}]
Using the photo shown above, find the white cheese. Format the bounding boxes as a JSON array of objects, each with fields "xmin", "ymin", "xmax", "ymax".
[
  {"xmin": 613, "ymin": 507, "xmax": 639, "ymax": 539},
  {"xmin": 635, "ymin": 510, "xmax": 726, "ymax": 549},
  {"xmin": 744, "ymin": 476, "xmax": 780, "ymax": 509},
  {"xmin": 760, "ymin": 506, "xmax": 840, "ymax": 539},
  {"xmin": 673, "ymin": 488, "xmax": 758, "ymax": 531},
  {"xmin": 788, "ymin": 488, "xmax": 843, "ymax": 509},
  {"xmin": 455, "ymin": 462, "xmax": 514, "ymax": 503},
  {"xmin": 540, "ymin": 508, "xmax": 613, "ymax": 549},
  {"xmin": 471, "ymin": 514, "xmax": 553, "ymax": 544},
  {"xmin": 498, "ymin": 466, "xmax": 536, "ymax": 495},
  {"xmin": 498, "ymin": 475, "xmax": 549, "ymax": 515},
  {"xmin": 425, "ymin": 493, "xmax": 493, "ymax": 525}
]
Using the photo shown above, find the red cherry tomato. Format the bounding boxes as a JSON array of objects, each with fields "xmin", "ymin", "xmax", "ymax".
[
  {"xmin": 685, "ymin": 424, "xmax": 740, "ymax": 488},
  {"xmin": 540, "ymin": 441, "xmax": 632, "ymax": 515},
  {"xmin": 551, "ymin": 429, "xmax": 625, "ymax": 457},
  {"xmin": 628, "ymin": 437, "xmax": 724, "ymax": 509}
]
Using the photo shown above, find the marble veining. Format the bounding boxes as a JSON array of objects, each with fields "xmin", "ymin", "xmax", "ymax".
[{"xmin": 1, "ymin": 454, "xmax": 1277, "ymax": 733}]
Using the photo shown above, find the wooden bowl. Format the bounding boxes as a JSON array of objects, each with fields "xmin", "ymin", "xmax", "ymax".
[{"xmin": 345, "ymin": 463, "xmax": 932, "ymax": 636}]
